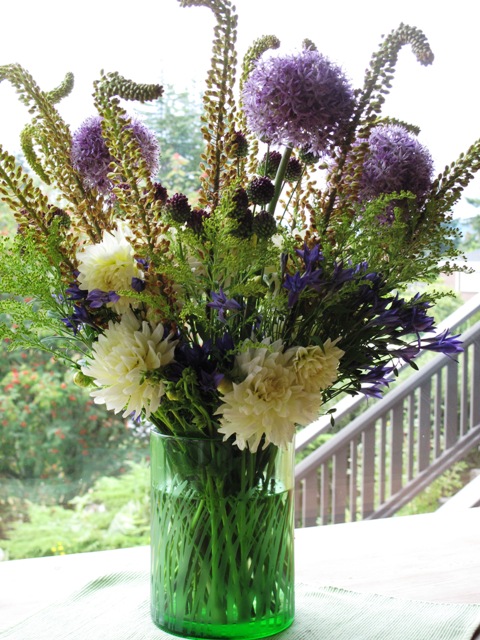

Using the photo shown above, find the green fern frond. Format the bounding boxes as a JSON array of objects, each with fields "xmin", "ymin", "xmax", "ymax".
[
  {"xmin": 93, "ymin": 71, "xmax": 163, "ymax": 102},
  {"xmin": 355, "ymin": 24, "xmax": 434, "ymax": 130},
  {"xmin": 428, "ymin": 139, "xmax": 480, "ymax": 214},
  {"xmin": 46, "ymin": 71, "xmax": 75, "ymax": 104},
  {"xmin": 18, "ymin": 72, "xmax": 75, "ymax": 184},
  {"xmin": 239, "ymin": 35, "xmax": 280, "ymax": 92},
  {"xmin": 239, "ymin": 35, "xmax": 280, "ymax": 176},
  {"xmin": 20, "ymin": 124, "xmax": 51, "ymax": 184},
  {"xmin": 179, "ymin": 0, "xmax": 238, "ymax": 208},
  {"xmin": 302, "ymin": 39, "xmax": 317, "ymax": 51},
  {"xmin": 0, "ymin": 144, "xmax": 50, "ymax": 228}
]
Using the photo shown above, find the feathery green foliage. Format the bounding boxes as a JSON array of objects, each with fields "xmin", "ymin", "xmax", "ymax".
[{"xmin": 0, "ymin": 1, "xmax": 477, "ymax": 451}]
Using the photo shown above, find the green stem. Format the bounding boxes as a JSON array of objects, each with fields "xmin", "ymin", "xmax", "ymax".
[{"xmin": 268, "ymin": 147, "xmax": 293, "ymax": 217}]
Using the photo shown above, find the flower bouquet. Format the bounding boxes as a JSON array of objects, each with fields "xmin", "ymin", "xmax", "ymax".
[{"xmin": 0, "ymin": 0, "xmax": 479, "ymax": 638}]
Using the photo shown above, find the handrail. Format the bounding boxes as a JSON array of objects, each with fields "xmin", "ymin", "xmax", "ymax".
[
  {"xmin": 294, "ymin": 303, "xmax": 480, "ymax": 527},
  {"xmin": 295, "ymin": 292, "xmax": 480, "ymax": 453}
]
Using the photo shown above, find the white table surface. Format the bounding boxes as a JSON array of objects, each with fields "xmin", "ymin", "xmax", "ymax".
[{"xmin": 1, "ymin": 509, "xmax": 479, "ymax": 631}]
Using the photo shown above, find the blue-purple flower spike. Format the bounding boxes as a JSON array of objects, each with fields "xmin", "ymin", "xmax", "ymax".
[
  {"xmin": 207, "ymin": 288, "xmax": 242, "ymax": 323},
  {"xmin": 421, "ymin": 330, "xmax": 463, "ymax": 356},
  {"xmin": 86, "ymin": 289, "xmax": 120, "ymax": 309}
]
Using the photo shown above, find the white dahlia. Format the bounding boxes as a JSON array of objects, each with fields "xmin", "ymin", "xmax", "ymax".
[
  {"xmin": 216, "ymin": 340, "xmax": 322, "ymax": 452},
  {"xmin": 76, "ymin": 224, "xmax": 142, "ymax": 313},
  {"xmin": 290, "ymin": 338, "xmax": 344, "ymax": 392},
  {"xmin": 81, "ymin": 311, "xmax": 177, "ymax": 419}
]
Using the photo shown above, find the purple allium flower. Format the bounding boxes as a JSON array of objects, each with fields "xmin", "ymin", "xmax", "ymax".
[
  {"xmin": 207, "ymin": 288, "xmax": 242, "ymax": 323},
  {"xmin": 187, "ymin": 208, "xmax": 210, "ymax": 235},
  {"xmin": 285, "ymin": 156, "xmax": 303, "ymax": 182},
  {"xmin": 252, "ymin": 210, "xmax": 277, "ymax": 239},
  {"xmin": 71, "ymin": 115, "xmax": 159, "ymax": 193},
  {"xmin": 165, "ymin": 193, "xmax": 192, "ymax": 224},
  {"xmin": 258, "ymin": 150, "xmax": 282, "ymax": 178},
  {"xmin": 231, "ymin": 209, "xmax": 254, "ymax": 239},
  {"xmin": 247, "ymin": 176, "xmax": 275, "ymax": 205},
  {"xmin": 242, "ymin": 49, "xmax": 355, "ymax": 154},
  {"xmin": 298, "ymin": 146, "xmax": 319, "ymax": 165},
  {"xmin": 152, "ymin": 182, "xmax": 168, "ymax": 204},
  {"xmin": 228, "ymin": 131, "xmax": 249, "ymax": 158},
  {"xmin": 358, "ymin": 125, "xmax": 434, "ymax": 202}
]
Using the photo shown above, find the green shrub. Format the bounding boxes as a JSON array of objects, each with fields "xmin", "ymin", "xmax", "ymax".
[
  {"xmin": 1, "ymin": 461, "xmax": 150, "ymax": 559},
  {"xmin": 0, "ymin": 350, "xmax": 148, "ymax": 504}
]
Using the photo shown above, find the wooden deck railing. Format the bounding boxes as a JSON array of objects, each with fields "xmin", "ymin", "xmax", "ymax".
[{"xmin": 294, "ymin": 294, "xmax": 480, "ymax": 527}]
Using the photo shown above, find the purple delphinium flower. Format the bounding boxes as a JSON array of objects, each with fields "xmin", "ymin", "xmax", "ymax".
[
  {"xmin": 359, "ymin": 364, "xmax": 395, "ymax": 398},
  {"xmin": 207, "ymin": 288, "xmax": 242, "ymax": 323},
  {"xmin": 420, "ymin": 330, "xmax": 463, "ymax": 356},
  {"xmin": 284, "ymin": 249, "xmax": 380, "ymax": 307},
  {"xmin": 284, "ymin": 270, "xmax": 323, "ymax": 307},
  {"xmin": 358, "ymin": 124, "xmax": 434, "ymax": 202},
  {"xmin": 65, "ymin": 281, "xmax": 87, "ymax": 301},
  {"xmin": 295, "ymin": 242, "xmax": 323, "ymax": 270},
  {"xmin": 131, "ymin": 277, "xmax": 146, "ymax": 293},
  {"xmin": 71, "ymin": 115, "xmax": 159, "ymax": 193},
  {"xmin": 86, "ymin": 289, "xmax": 121, "ymax": 309},
  {"xmin": 398, "ymin": 294, "xmax": 435, "ymax": 334},
  {"xmin": 168, "ymin": 340, "xmax": 225, "ymax": 395},
  {"xmin": 61, "ymin": 304, "xmax": 98, "ymax": 335},
  {"xmin": 366, "ymin": 293, "xmax": 436, "ymax": 338},
  {"xmin": 388, "ymin": 343, "xmax": 421, "ymax": 364},
  {"xmin": 242, "ymin": 49, "xmax": 355, "ymax": 155}
]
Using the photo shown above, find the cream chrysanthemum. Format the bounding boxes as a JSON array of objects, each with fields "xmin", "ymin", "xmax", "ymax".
[
  {"xmin": 76, "ymin": 224, "xmax": 142, "ymax": 313},
  {"xmin": 290, "ymin": 338, "xmax": 344, "ymax": 392},
  {"xmin": 216, "ymin": 340, "xmax": 323, "ymax": 452},
  {"xmin": 81, "ymin": 311, "xmax": 177, "ymax": 419}
]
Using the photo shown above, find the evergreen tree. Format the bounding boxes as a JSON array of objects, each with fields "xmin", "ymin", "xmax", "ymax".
[{"xmin": 139, "ymin": 84, "xmax": 204, "ymax": 201}]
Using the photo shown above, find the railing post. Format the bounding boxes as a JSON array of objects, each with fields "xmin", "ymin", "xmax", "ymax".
[
  {"xmin": 361, "ymin": 425, "xmax": 376, "ymax": 518},
  {"xmin": 390, "ymin": 403, "xmax": 404, "ymax": 496},
  {"xmin": 302, "ymin": 470, "xmax": 320, "ymax": 527},
  {"xmin": 471, "ymin": 339, "xmax": 480, "ymax": 429},
  {"xmin": 418, "ymin": 379, "xmax": 431, "ymax": 471},
  {"xmin": 332, "ymin": 448, "xmax": 348, "ymax": 524},
  {"xmin": 445, "ymin": 360, "xmax": 459, "ymax": 450}
]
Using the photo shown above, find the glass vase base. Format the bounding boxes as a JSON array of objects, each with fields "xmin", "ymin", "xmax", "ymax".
[{"xmin": 152, "ymin": 613, "xmax": 295, "ymax": 640}]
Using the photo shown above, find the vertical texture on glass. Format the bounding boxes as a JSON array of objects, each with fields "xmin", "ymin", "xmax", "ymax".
[{"xmin": 150, "ymin": 431, "xmax": 295, "ymax": 639}]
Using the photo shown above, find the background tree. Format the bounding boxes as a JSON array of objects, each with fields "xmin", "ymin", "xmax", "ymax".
[{"xmin": 139, "ymin": 84, "xmax": 204, "ymax": 200}]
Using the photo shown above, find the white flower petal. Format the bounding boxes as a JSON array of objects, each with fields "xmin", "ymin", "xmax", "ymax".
[{"xmin": 81, "ymin": 311, "xmax": 177, "ymax": 419}]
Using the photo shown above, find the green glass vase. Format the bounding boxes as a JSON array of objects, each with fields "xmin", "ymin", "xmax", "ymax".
[{"xmin": 150, "ymin": 429, "xmax": 295, "ymax": 639}]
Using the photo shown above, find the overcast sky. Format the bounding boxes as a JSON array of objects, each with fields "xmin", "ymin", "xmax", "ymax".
[{"xmin": 1, "ymin": 0, "xmax": 479, "ymax": 217}]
